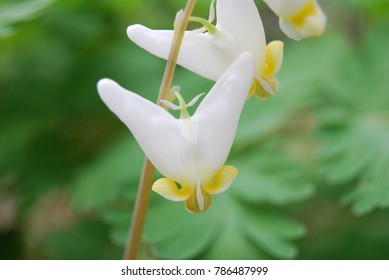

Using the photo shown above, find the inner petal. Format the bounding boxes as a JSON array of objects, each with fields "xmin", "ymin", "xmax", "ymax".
[
  {"xmin": 185, "ymin": 176, "xmax": 212, "ymax": 213},
  {"xmin": 185, "ymin": 190, "xmax": 212, "ymax": 214},
  {"xmin": 249, "ymin": 76, "xmax": 276, "ymax": 99}
]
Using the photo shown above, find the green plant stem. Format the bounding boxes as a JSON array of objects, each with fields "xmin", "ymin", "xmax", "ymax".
[{"xmin": 123, "ymin": 0, "xmax": 197, "ymax": 260}]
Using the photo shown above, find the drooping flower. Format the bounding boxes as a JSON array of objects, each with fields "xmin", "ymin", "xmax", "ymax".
[
  {"xmin": 263, "ymin": 0, "xmax": 326, "ymax": 41},
  {"xmin": 97, "ymin": 53, "xmax": 255, "ymax": 213},
  {"xmin": 127, "ymin": 0, "xmax": 283, "ymax": 99}
]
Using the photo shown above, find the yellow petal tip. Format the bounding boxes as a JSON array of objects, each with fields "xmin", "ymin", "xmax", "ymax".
[
  {"xmin": 152, "ymin": 178, "xmax": 192, "ymax": 202},
  {"xmin": 205, "ymin": 165, "xmax": 239, "ymax": 195}
]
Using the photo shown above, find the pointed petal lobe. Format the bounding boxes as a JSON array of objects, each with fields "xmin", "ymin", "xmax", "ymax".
[
  {"xmin": 205, "ymin": 165, "xmax": 239, "ymax": 194},
  {"xmin": 127, "ymin": 24, "xmax": 235, "ymax": 80},
  {"xmin": 152, "ymin": 178, "xmax": 192, "ymax": 202},
  {"xmin": 264, "ymin": 0, "xmax": 307, "ymax": 16},
  {"xmin": 216, "ymin": 0, "xmax": 266, "ymax": 65},
  {"xmin": 263, "ymin": 40, "xmax": 284, "ymax": 77},
  {"xmin": 192, "ymin": 52, "xmax": 255, "ymax": 181},
  {"xmin": 97, "ymin": 78, "xmax": 196, "ymax": 186}
]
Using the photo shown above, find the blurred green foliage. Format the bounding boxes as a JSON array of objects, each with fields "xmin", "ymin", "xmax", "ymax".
[
  {"xmin": 0, "ymin": 0, "xmax": 54, "ymax": 37},
  {"xmin": 317, "ymin": 26, "xmax": 389, "ymax": 216},
  {"xmin": 1, "ymin": 0, "xmax": 389, "ymax": 260}
]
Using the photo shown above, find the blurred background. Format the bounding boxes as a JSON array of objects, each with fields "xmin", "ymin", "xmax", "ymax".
[{"xmin": 1, "ymin": 0, "xmax": 389, "ymax": 260}]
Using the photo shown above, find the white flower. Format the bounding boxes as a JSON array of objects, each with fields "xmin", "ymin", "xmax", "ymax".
[
  {"xmin": 127, "ymin": 0, "xmax": 283, "ymax": 99},
  {"xmin": 264, "ymin": 0, "xmax": 326, "ymax": 41},
  {"xmin": 97, "ymin": 53, "xmax": 255, "ymax": 213}
]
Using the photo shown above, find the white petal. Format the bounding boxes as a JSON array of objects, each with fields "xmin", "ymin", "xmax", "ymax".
[
  {"xmin": 127, "ymin": 24, "xmax": 235, "ymax": 81},
  {"xmin": 208, "ymin": 0, "xmax": 216, "ymax": 23},
  {"xmin": 127, "ymin": 0, "xmax": 266, "ymax": 81},
  {"xmin": 279, "ymin": 18, "xmax": 304, "ymax": 41},
  {"xmin": 192, "ymin": 52, "xmax": 255, "ymax": 181},
  {"xmin": 216, "ymin": 0, "xmax": 266, "ymax": 66},
  {"xmin": 300, "ymin": 9, "xmax": 326, "ymax": 38},
  {"xmin": 126, "ymin": 24, "xmax": 171, "ymax": 62},
  {"xmin": 264, "ymin": 0, "xmax": 307, "ymax": 16},
  {"xmin": 97, "ymin": 79, "xmax": 196, "ymax": 187},
  {"xmin": 265, "ymin": 0, "xmax": 326, "ymax": 40}
]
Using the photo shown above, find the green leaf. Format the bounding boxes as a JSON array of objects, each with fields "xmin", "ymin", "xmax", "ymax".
[
  {"xmin": 72, "ymin": 135, "xmax": 144, "ymax": 212},
  {"xmin": 316, "ymin": 25, "xmax": 389, "ymax": 215},
  {"xmin": 0, "ymin": 118, "xmax": 43, "ymax": 173},
  {"xmin": 140, "ymin": 195, "xmax": 305, "ymax": 260},
  {"xmin": 102, "ymin": 206, "xmax": 132, "ymax": 246},
  {"xmin": 341, "ymin": 154, "xmax": 389, "ymax": 216},
  {"xmin": 43, "ymin": 219, "xmax": 121, "ymax": 260},
  {"xmin": 235, "ymin": 31, "xmax": 349, "ymax": 145},
  {"xmin": 204, "ymin": 217, "xmax": 268, "ymax": 260},
  {"xmin": 244, "ymin": 208, "xmax": 306, "ymax": 259},
  {"xmin": 231, "ymin": 143, "xmax": 314, "ymax": 205}
]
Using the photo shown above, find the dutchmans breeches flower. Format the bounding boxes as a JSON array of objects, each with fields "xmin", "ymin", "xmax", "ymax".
[
  {"xmin": 263, "ymin": 0, "xmax": 326, "ymax": 41},
  {"xmin": 97, "ymin": 53, "xmax": 255, "ymax": 213},
  {"xmin": 127, "ymin": 0, "xmax": 283, "ymax": 99}
]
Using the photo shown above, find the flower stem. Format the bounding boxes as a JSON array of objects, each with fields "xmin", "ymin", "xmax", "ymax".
[{"xmin": 123, "ymin": 0, "xmax": 197, "ymax": 260}]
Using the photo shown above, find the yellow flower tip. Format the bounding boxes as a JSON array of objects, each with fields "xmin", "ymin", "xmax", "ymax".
[
  {"xmin": 248, "ymin": 81, "xmax": 256, "ymax": 98},
  {"xmin": 182, "ymin": 165, "xmax": 238, "ymax": 213},
  {"xmin": 153, "ymin": 165, "xmax": 240, "ymax": 214},
  {"xmin": 250, "ymin": 40, "xmax": 283, "ymax": 99},
  {"xmin": 248, "ymin": 76, "xmax": 278, "ymax": 99},
  {"xmin": 264, "ymin": 40, "xmax": 284, "ymax": 77},
  {"xmin": 205, "ymin": 165, "xmax": 239, "ymax": 195},
  {"xmin": 287, "ymin": 0, "xmax": 316, "ymax": 26},
  {"xmin": 152, "ymin": 178, "xmax": 192, "ymax": 202},
  {"xmin": 249, "ymin": 78, "xmax": 274, "ymax": 99},
  {"xmin": 304, "ymin": 13, "xmax": 326, "ymax": 37},
  {"xmin": 286, "ymin": 0, "xmax": 326, "ymax": 39}
]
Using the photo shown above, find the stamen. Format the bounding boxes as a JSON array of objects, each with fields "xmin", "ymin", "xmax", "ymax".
[
  {"xmin": 160, "ymin": 100, "xmax": 180, "ymax": 110},
  {"xmin": 169, "ymin": 88, "xmax": 205, "ymax": 119},
  {"xmin": 171, "ymin": 87, "xmax": 191, "ymax": 119},
  {"xmin": 187, "ymin": 92, "xmax": 206, "ymax": 107}
]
